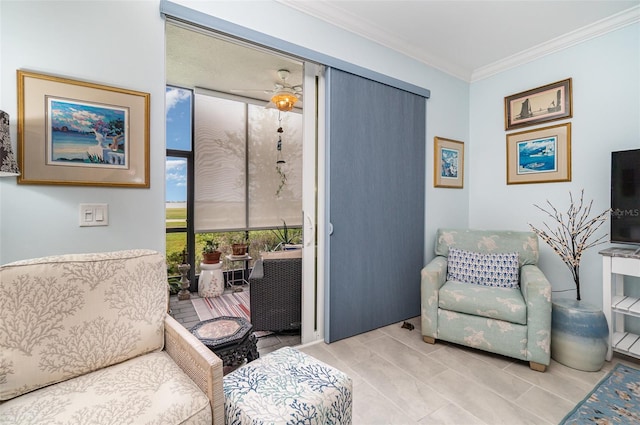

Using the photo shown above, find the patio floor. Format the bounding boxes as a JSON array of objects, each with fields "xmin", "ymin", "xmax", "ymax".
[{"xmin": 168, "ymin": 289, "xmax": 301, "ymax": 357}]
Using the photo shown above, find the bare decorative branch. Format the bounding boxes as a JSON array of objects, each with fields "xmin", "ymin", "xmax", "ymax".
[{"xmin": 529, "ymin": 189, "xmax": 610, "ymax": 300}]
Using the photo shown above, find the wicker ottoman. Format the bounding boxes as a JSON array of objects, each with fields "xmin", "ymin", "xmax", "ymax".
[{"xmin": 223, "ymin": 346, "xmax": 352, "ymax": 424}]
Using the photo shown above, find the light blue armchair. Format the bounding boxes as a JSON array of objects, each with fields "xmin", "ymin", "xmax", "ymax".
[{"xmin": 421, "ymin": 228, "xmax": 552, "ymax": 371}]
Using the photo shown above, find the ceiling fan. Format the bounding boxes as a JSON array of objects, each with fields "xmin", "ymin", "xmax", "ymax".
[{"xmin": 231, "ymin": 69, "xmax": 302, "ymax": 111}]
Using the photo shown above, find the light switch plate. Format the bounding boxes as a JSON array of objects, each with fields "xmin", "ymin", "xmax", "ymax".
[{"xmin": 79, "ymin": 203, "xmax": 108, "ymax": 227}]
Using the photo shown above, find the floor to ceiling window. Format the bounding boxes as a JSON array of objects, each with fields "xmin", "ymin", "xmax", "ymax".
[
  {"xmin": 165, "ymin": 86, "xmax": 193, "ymax": 284},
  {"xmin": 165, "ymin": 85, "xmax": 304, "ymax": 288}
]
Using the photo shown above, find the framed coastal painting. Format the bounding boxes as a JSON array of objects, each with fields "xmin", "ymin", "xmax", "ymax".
[
  {"xmin": 434, "ymin": 137, "xmax": 464, "ymax": 188},
  {"xmin": 506, "ymin": 122, "xmax": 571, "ymax": 185},
  {"xmin": 17, "ymin": 70, "xmax": 150, "ymax": 187},
  {"xmin": 504, "ymin": 78, "xmax": 572, "ymax": 131}
]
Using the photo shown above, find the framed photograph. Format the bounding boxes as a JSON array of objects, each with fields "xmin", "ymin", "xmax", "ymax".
[
  {"xmin": 506, "ymin": 123, "xmax": 571, "ymax": 185},
  {"xmin": 17, "ymin": 70, "xmax": 150, "ymax": 187},
  {"xmin": 504, "ymin": 78, "xmax": 572, "ymax": 131},
  {"xmin": 434, "ymin": 137, "xmax": 464, "ymax": 188}
]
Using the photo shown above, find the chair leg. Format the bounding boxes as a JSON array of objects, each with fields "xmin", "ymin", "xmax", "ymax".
[
  {"xmin": 423, "ymin": 336, "xmax": 436, "ymax": 344},
  {"xmin": 529, "ymin": 361, "xmax": 546, "ymax": 372}
]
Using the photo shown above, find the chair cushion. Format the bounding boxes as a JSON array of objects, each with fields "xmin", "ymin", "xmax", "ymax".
[
  {"xmin": 0, "ymin": 250, "xmax": 167, "ymax": 400},
  {"xmin": 0, "ymin": 352, "xmax": 212, "ymax": 424},
  {"xmin": 438, "ymin": 281, "xmax": 527, "ymax": 325},
  {"xmin": 447, "ymin": 248, "xmax": 520, "ymax": 288}
]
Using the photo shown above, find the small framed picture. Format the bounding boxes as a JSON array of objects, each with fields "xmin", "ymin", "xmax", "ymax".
[
  {"xmin": 434, "ymin": 137, "xmax": 464, "ymax": 188},
  {"xmin": 506, "ymin": 123, "xmax": 571, "ymax": 185},
  {"xmin": 17, "ymin": 70, "xmax": 150, "ymax": 187},
  {"xmin": 504, "ymin": 78, "xmax": 572, "ymax": 131}
]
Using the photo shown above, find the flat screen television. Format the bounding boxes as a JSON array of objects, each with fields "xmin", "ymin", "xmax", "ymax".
[{"xmin": 611, "ymin": 148, "xmax": 640, "ymax": 245}]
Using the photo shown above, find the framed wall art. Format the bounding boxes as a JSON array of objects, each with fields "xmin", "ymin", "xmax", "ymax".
[
  {"xmin": 506, "ymin": 122, "xmax": 571, "ymax": 185},
  {"xmin": 17, "ymin": 70, "xmax": 150, "ymax": 187},
  {"xmin": 434, "ymin": 137, "xmax": 464, "ymax": 188},
  {"xmin": 504, "ymin": 78, "xmax": 572, "ymax": 131}
]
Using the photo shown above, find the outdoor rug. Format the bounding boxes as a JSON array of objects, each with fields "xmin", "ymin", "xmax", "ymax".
[
  {"xmin": 191, "ymin": 290, "xmax": 250, "ymax": 322},
  {"xmin": 560, "ymin": 363, "xmax": 640, "ymax": 424}
]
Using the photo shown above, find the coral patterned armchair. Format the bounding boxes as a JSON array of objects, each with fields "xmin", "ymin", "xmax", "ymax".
[
  {"xmin": 0, "ymin": 250, "xmax": 224, "ymax": 424},
  {"xmin": 421, "ymin": 229, "xmax": 552, "ymax": 371}
]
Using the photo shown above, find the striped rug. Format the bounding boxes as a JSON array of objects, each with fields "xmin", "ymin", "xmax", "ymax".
[{"xmin": 191, "ymin": 290, "xmax": 251, "ymax": 322}]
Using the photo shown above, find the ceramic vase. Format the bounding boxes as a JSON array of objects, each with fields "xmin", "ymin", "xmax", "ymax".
[
  {"xmin": 198, "ymin": 262, "xmax": 224, "ymax": 298},
  {"xmin": 551, "ymin": 298, "xmax": 609, "ymax": 371}
]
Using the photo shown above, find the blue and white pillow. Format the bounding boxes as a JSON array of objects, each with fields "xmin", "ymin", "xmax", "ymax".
[{"xmin": 447, "ymin": 248, "xmax": 520, "ymax": 288}]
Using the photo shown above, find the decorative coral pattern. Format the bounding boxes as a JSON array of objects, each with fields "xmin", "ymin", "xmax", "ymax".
[
  {"xmin": 0, "ymin": 352, "xmax": 212, "ymax": 424},
  {"xmin": 422, "ymin": 229, "xmax": 551, "ymax": 366},
  {"xmin": 223, "ymin": 346, "xmax": 352, "ymax": 424},
  {"xmin": 0, "ymin": 250, "xmax": 166, "ymax": 400},
  {"xmin": 0, "ymin": 250, "xmax": 219, "ymax": 424}
]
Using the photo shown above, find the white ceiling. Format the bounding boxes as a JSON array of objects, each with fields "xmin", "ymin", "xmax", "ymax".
[
  {"xmin": 166, "ymin": 1, "xmax": 639, "ymax": 102},
  {"xmin": 281, "ymin": 0, "xmax": 640, "ymax": 81}
]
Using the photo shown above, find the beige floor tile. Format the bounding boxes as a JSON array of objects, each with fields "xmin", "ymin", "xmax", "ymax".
[
  {"xmin": 420, "ymin": 403, "xmax": 488, "ymax": 425},
  {"xmin": 351, "ymin": 379, "xmax": 416, "ymax": 425},
  {"xmin": 349, "ymin": 327, "xmax": 387, "ymax": 344},
  {"xmin": 546, "ymin": 358, "xmax": 610, "ymax": 387},
  {"xmin": 322, "ymin": 336, "xmax": 378, "ymax": 367},
  {"xmin": 364, "ymin": 334, "xmax": 448, "ymax": 382},
  {"xmin": 516, "ymin": 386, "xmax": 575, "ymax": 424},
  {"xmin": 504, "ymin": 361, "xmax": 593, "ymax": 403},
  {"xmin": 428, "ymin": 345, "xmax": 532, "ymax": 401},
  {"xmin": 379, "ymin": 320, "xmax": 444, "ymax": 355},
  {"xmin": 426, "ymin": 368, "xmax": 547, "ymax": 425},
  {"xmin": 350, "ymin": 353, "xmax": 449, "ymax": 421}
]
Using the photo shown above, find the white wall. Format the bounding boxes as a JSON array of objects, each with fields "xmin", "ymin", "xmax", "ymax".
[
  {"xmin": 1, "ymin": 0, "xmax": 469, "ymax": 264},
  {"xmin": 469, "ymin": 23, "xmax": 640, "ymax": 307},
  {"xmin": 0, "ymin": 1, "xmax": 166, "ymax": 263}
]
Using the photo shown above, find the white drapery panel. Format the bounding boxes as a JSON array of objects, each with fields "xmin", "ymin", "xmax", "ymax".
[{"xmin": 194, "ymin": 92, "xmax": 302, "ymax": 232}]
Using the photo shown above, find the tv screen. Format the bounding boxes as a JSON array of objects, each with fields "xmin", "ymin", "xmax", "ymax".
[{"xmin": 611, "ymin": 148, "xmax": 640, "ymax": 244}]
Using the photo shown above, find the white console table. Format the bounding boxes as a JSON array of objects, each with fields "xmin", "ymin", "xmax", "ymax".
[{"xmin": 601, "ymin": 247, "xmax": 640, "ymax": 361}]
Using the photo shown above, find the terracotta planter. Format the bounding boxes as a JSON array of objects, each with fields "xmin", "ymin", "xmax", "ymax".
[
  {"xmin": 202, "ymin": 251, "xmax": 222, "ymax": 264},
  {"xmin": 231, "ymin": 244, "xmax": 248, "ymax": 256}
]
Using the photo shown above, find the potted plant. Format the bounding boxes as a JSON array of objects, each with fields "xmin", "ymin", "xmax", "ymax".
[
  {"xmin": 272, "ymin": 220, "xmax": 302, "ymax": 250},
  {"xmin": 202, "ymin": 240, "xmax": 222, "ymax": 264},
  {"xmin": 230, "ymin": 233, "xmax": 249, "ymax": 256},
  {"xmin": 529, "ymin": 189, "xmax": 611, "ymax": 371}
]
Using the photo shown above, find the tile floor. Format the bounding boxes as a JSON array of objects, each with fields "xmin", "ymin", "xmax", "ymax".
[{"xmin": 170, "ymin": 295, "xmax": 640, "ymax": 424}]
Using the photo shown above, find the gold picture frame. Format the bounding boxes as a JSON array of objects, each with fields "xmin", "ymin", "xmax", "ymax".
[
  {"xmin": 506, "ymin": 123, "xmax": 571, "ymax": 185},
  {"xmin": 434, "ymin": 137, "xmax": 464, "ymax": 188},
  {"xmin": 504, "ymin": 78, "xmax": 572, "ymax": 131},
  {"xmin": 17, "ymin": 70, "xmax": 150, "ymax": 187}
]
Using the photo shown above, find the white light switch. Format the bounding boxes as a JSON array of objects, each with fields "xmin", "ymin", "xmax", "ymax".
[{"xmin": 79, "ymin": 203, "xmax": 108, "ymax": 227}]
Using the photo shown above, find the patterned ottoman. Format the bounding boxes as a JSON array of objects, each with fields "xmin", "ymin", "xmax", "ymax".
[{"xmin": 223, "ymin": 346, "xmax": 352, "ymax": 424}]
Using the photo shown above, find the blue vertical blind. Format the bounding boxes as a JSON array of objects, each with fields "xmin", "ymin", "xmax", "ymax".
[{"xmin": 326, "ymin": 68, "xmax": 426, "ymax": 342}]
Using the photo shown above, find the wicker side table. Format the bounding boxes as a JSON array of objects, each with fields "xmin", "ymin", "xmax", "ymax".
[{"xmin": 190, "ymin": 316, "xmax": 259, "ymax": 367}]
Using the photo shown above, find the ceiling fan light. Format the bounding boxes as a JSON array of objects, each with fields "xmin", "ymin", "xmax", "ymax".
[{"xmin": 271, "ymin": 90, "xmax": 298, "ymax": 112}]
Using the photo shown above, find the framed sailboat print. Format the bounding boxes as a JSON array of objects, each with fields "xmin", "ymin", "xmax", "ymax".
[
  {"xmin": 506, "ymin": 123, "xmax": 571, "ymax": 185},
  {"xmin": 504, "ymin": 79, "xmax": 572, "ymax": 131}
]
